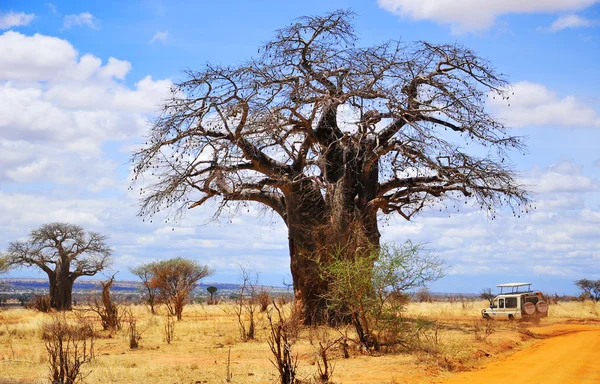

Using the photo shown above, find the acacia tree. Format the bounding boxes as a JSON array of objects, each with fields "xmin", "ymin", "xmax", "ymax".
[
  {"xmin": 480, "ymin": 288, "xmax": 495, "ymax": 306},
  {"xmin": 207, "ymin": 286, "xmax": 218, "ymax": 304},
  {"xmin": 130, "ymin": 263, "xmax": 159, "ymax": 314},
  {"xmin": 6, "ymin": 223, "xmax": 112, "ymax": 310},
  {"xmin": 575, "ymin": 279, "xmax": 600, "ymax": 302},
  {"xmin": 148, "ymin": 258, "xmax": 213, "ymax": 320},
  {"xmin": 132, "ymin": 10, "xmax": 529, "ymax": 323}
]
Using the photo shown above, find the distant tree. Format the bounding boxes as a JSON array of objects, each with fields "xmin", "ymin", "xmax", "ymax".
[
  {"xmin": 207, "ymin": 286, "xmax": 218, "ymax": 304},
  {"xmin": 149, "ymin": 258, "xmax": 213, "ymax": 320},
  {"xmin": 132, "ymin": 10, "xmax": 530, "ymax": 324},
  {"xmin": 575, "ymin": 279, "xmax": 600, "ymax": 302},
  {"xmin": 0, "ymin": 254, "xmax": 10, "ymax": 274},
  {"xmin": 480, "ymin": 288, "xmax": 495, "ymax": 306},
  {"xmin": 6, "ymin": 223, "xmax": 112, "ymax": 310},
  {"xmin": 130, "ymin": 263, "xmax": 159, "ymax": 314},
  {"xmin": 0, "ymin": 254, "xmax": 10, "ymax": 291}
]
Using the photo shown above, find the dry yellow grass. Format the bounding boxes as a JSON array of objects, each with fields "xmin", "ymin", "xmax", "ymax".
[{"xmin": 0, "ymin": 299, "xmax": 597, "ymax": 384}]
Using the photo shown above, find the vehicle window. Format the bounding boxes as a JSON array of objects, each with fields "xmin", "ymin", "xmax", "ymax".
[
  {"xmin": 506, "ymin": 297, "xmax": 517, "ymax": 308},
  {"xmin": 499, "ymin": 298, "xmax": 504, "ymax": 308}
]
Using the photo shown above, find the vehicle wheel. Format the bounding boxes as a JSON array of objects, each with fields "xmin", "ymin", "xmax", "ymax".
[
  {"xmin": 483, "ymin": 314, "xmax": 490, "ymax": 320},
  {"xmin": 508, "ymin": 314, "xmax": 515, "ymax": 321},
  {"xmin": 536, "ymin": 301, "xmax": 548, "ymax": 314},
  {"xmin": 523, "ymin": 302, "xmax": 535, "ymax": 315}
]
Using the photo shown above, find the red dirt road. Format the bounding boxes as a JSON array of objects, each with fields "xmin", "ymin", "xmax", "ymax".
[{"xmin": 439, "ymin": 324, "xmax": 600, "ymax": 384}]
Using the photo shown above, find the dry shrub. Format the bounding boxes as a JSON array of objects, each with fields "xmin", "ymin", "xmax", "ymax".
[
  {"xmin": 309, "ymin": 326, "xmax": 345, "ymax": 383},
  {"xmin": 267, "ymin": 302, "xmax": 301, "ymax": 384},
  {"xmin": 88, "ymin": 276, "xmax": 122, "ymax": 331},
  {"xmin": 128, "ymin": 318, "xmax": 142, "ymax": 349},
  {"xmin": 42, "ymin": 314, "xmax": 95, "ymax": 384},
  {"xmin": 234, "ymin": 267, "xmax": 260, "ymax": 341},
  {"xmin": 164, "ymin": 314, "xmax": 175, "ymax": 344},
  {"xmin": 473, "ymin": 318, "xmax": 495, "ymax": 342},
  {"xmin": 415, "ymin": 288, "xmax": 432, "ymax": 303},
  {"xmin": 27, "ymin": 294, "xmax": 53, "ymax": 313},
  {"xmin": 257, "ymin": 289, "xmax": 271, "ymax": 312}
]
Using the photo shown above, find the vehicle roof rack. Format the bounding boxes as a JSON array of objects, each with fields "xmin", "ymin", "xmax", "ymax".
[{"xmin": 497, "ymin": 282, "xmax": 532, "ymax": 294}]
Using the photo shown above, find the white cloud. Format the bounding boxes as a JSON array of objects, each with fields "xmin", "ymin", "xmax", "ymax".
[
  {"xmin": 149, "ymin": 31, "xmax": 168, "ymax": 44},
  {"xmin": 0, "ymin": 31, "xmax": 171, "ymax": 186},
  {"xmin": 377, "ymin": 0, "xmax": 599, "ymax": 33},
  {"xmin": 489, "ymin": 81, "xmax": 600, "ymax": 128},
  {"xmin": 63, "ymin": 12, "xmax": 98, "ymax": 30},
  {"xmin": 532, "ymin": 265, "xmax": 571, "ymax": 276},
  {"xmin": 547, "ymin": 14, "xmax": 599, "ymax": 31},
  {"xmin": 524, "ymin": 160, "xmax": 598, "ymax": 194},
  {"xmin": 0, "ymin": 11, "xmax": 35, "ymax": 29}
]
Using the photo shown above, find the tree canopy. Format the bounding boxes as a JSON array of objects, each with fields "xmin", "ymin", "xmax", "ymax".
[{"xmin": 133, "ymin": 10, "xmax": 528, "ymax": 222}]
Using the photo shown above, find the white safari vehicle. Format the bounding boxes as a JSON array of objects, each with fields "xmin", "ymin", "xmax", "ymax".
[{"xmin": 481, "ymin": 282, "xmax": 548, "ymax": 323}]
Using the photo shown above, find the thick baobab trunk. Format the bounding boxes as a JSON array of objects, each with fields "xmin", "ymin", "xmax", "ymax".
[
  {"xmin": 287, "ymin": 156, "xmax": 381, "ymax": 325},
  {"xmin": 288, "ymin": 213, "xmax": 380, "ymax": 325},
  {"xmin": 47, "ymin": 270, "xmax": 74, "ymax": 310}
]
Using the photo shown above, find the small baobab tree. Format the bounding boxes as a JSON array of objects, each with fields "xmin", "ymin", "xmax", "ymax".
[
  {"xmin": 132, "ymin": 10, "xmax": 530, "ymax": 324},
  {"xmin": 6, "ymin": 223, "xmax": 112, "ymax": 310}
]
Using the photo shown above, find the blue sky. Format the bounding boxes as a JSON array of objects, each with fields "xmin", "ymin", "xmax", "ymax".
[{"xmin": 1, "ymin": 0, "xmax": 599, "ymax": 295}]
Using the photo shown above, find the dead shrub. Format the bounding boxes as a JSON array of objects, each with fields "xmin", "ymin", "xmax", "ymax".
[
  {"xmin": 473, "ymin": 319, "xmax": 495, "ymax": 342},
  {"xmin": 309, "ymin": 326, "xmax": 344, "ymax": 383},
  {"xmin": 87, "ymin": 276, "xmax": 122, "ymax": 331},
  {"xmin": 257, "ymin": 289, "xmax": 271, "ymax": 312},
  {"xmin": 164, "ymin": 314, "xmax": 175, "ymax": 344},
  {"xmin": 234, "ymin": 267, "xmax": 260, "ymax": 341},
  {"xmin": 42, "ymin": 314, "xmax": 94, "ymax": 384},
  {"xmin": 27, "ymin": 294, "xmax": 53, "ymax": 313},
  {"xmin": 412, "ymin": 317, "xmax": 442, "ymax": 354},
  {"xmin": 267, "ymin": 301, "xmax": 301, "ymax": 384},
  {"xmin": 127, "ymin": 318, "xmax": 142, "ymax": 349},
  {"xmin": 415, "ymin": 287, "xmax": 432, "ymax": 303}
]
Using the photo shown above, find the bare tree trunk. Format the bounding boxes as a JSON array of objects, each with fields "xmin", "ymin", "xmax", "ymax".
[
  {"xmin": 48, "ymin": 271, "xmax": 74, "ymax": 311},
  {"xmin": 287, "ymin": 160, "xmax": 381, "ymax": 325}
]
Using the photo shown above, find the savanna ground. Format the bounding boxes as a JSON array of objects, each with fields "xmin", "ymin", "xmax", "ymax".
[{"xmin": 1, "ymin": 299, "xmax": 599, "ymax": 384}]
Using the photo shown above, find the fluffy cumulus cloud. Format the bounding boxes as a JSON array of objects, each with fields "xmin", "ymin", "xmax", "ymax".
[
  {"xmin": 0, "ymin": 31, "xmax": 171, "ymax": 186},
  {"xmin": 377, "ymin": 0, "xmax": 600, "ymax": 33},
  {"xmin": 489, "ymin": 81, "xmax": 600, "ymax": 128},
  {"xmin": 0, "ymin": 31, "xmax": 293, "ymax": 284},
  {"xmin": 0, "ymin": 11, "xmax": 35, "ymax": 29}
]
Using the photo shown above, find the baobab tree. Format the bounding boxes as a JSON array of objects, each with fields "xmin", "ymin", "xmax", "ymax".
[
  {"xmin": 6, "ymin": 223, "xmax": 112, "ymax": 310},
  {"xmin": 132, "ymin": 10, "xmax": 529, "ymax": 323}
]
